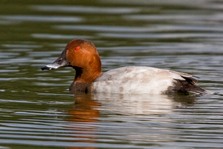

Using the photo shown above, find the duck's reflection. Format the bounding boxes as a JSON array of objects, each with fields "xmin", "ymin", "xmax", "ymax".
[
  {"xmin": 68, "ymin": 94, "xmax": 100, "ymax": 122},
  {"xmin": 66, "ymin": 93, "xmax": 196, "ymax": 148},
  {"xmin": 93, "ymin": 93, "xmax": 195, "ymax": 115},
  {"xmin": 66, "ymin": 94, "xmax": 99, "ymax": 149}
]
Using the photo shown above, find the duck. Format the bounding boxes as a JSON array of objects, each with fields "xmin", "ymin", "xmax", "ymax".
[{"xmin": 41, "ymin": 39, "xmax": 205, "ymax": 95}]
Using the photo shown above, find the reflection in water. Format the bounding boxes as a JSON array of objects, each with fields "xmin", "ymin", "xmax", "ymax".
[
  {"xmin": 93, "ymin": 93, "xmax": 195, "ymax": 115},
  {"xmin": 69, "ymin": 93, "xmax": 195, "ymax": 118},
  {"xmin": 66, "ymin": 93, "xmax": 196, "ymax": 148},
  {"xmin": 66, "ymin": 94, "xmax": 100, "ymax": 149},
  {"xmin": 69, "ymin": 94, "xmax": 100, "ymax": 122}
]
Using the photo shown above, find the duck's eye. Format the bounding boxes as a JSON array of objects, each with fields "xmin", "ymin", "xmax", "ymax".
[{"xmin": 74, "ymin": 46, "xmax": 81, "ymax": 51}]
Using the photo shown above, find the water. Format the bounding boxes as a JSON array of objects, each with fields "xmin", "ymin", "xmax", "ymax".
[{"xmin": 0, "ymin": 0, "xmax": 223, "ymax": 148}]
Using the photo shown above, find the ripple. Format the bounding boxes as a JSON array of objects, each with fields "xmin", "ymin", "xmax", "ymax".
[
  {"xmin": 33, "ymin": 5, "xmax": 140, "ymax": 14},
  {"xmin": 0, "ymin": 15, "xmax": 83, "ymax": 23},
  {"xmin": 99, "ymin": 32, "xmax": 223, "ymax": 39},
  {"xmin": 100, "ymin": 0, "xmax": 209, "ymax": 7},
  {"xmin": 31, "ymin": 33, "xmax": 90, "ymax": 40}
]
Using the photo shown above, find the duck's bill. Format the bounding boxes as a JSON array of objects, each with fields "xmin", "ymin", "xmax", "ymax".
[
  {"xmin": 41, "ymin": 63, "xmax": 64, "ymax": 70},
  {"xmin": 41, "ymin": 59, "xmax": 68, "ymax": 70},
  {"xmin": 41, "ymin": 51, "xmax": 68, "ymax": 71}
]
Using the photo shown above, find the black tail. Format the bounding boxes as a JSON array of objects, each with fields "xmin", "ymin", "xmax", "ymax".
[{"xmin": 170, "ymin": 76, "xmax": 205, "ymax": 95}]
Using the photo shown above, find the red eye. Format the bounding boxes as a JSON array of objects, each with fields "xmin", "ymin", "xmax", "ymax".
[{"xmin": 74, "ymin": 46, "xmax": 81, "ymax": 51}]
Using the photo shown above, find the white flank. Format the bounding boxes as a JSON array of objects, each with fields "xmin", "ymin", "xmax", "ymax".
[{"xmin": 92, "ymin": 66, "xmax": 187, "ymax": 94}]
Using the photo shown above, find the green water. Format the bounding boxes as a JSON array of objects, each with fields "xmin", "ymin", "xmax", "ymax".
[{"xmin": 0, "ymin": 0, "xmax": 223, "ymax": 149}]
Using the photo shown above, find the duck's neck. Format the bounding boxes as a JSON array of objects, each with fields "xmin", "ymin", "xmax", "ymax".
[
  {"xmin": 74, "ymin": 66, "xmax": 102, "ymax": 84},
  {"xmin": 70, "ymin": 66, "xmax": 101, "ymax": 94}
]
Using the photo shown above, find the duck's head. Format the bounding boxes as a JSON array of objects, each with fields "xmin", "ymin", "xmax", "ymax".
[{"xmin": 41, "ymin": 39, "xmax": 101, "ymax": 82}]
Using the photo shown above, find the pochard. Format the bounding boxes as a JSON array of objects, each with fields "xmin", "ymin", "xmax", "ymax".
[{"xmin": 41, "ymin": 39, "xmax": 205, "ymax": 95}]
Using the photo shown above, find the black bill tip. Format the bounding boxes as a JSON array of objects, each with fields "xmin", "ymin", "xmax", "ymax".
[{"xmin": 41, "ymin": 66, "xmax": 51, "ymax": 71}]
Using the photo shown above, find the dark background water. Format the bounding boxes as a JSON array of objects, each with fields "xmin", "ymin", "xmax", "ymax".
[{"xmin": 0, "ymin": 0, "xmax": 223, "ymax": 149}]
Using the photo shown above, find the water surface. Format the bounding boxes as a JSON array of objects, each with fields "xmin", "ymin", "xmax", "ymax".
[{"xmin": 0, "ymin": 0, "xmax": 223, "ymax": 148}]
